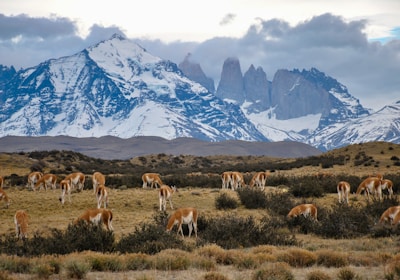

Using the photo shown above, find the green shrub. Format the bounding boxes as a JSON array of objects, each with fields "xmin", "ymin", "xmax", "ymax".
[
  {"xmin": 200, "ymin": 214, "xmax": 297, "ymax": 249},
  {"xmin": 265, "ymin": 192, "xmax": 296, "ymax": 216},
  {"xmin": 61, "ymin": 221, "xmax": 115, "ymax": 253},
  {"xmin": 237, "ymin": 187, "xmax": 267, "ymax": 209},
  {"xmin": 215, "ymin": 192, "xmax": 238, "ymax": 210},
  {"xmin": 201, "ymin": 214, "xmax": 259, "ymax": 249},
  {"xmin": 286, "ymin": 213, "xmax": 320, "ymax": 234},
  {"xmin": 316, "ymin": 204, "xmax": 373, "ymax": 238},
  {"xmin": 0, "ymin": 221, "xmax": 115, "ymax": 257},
  {"xmin": 290, "ymin": 176, "xmax": 324, "ymax": 197},
  {"xmin": 115, "ymin": 214, "xmax": 185, "ymax": 254},
  {"xmin": 257, "ymin": 216, "xmax": 298, "ymax": 246}
]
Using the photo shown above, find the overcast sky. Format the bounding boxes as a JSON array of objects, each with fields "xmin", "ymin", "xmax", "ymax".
[{"xmin": 0, "ymin": 0, "xmax": 399, "ymax": 111}]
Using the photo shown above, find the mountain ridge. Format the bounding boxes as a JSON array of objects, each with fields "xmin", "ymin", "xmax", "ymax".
[
  {"xmin": 0, "ymin": 34, "xmax": 399, "ymax": 151},
  {"xmin": 0, "ymin": 135, "xmax": 322, "ymax": 160}
]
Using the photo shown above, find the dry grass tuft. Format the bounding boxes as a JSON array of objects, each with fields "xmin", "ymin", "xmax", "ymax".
[
  {"xmin": 196, "ymin": 244, "xmax": 231, "ymax": 265},
  {"xmin": 252, "ymin": 262, "xmax": 294, "ymax": 280},
  {"xmin": 153, "ymin": 249, "xmax": 192, "ymax": 270},
  {"xmin": 316, "ymin": 249, "xmax": 349, "ymax": 267},
  {"xmin": 203, "ymin": 272, "xmax": 229, "ymax": 280},
  {"xmin": 123, "ymin": 253, "xmax": 153, "ymax": 271},
  {"xmin": 277, "ymin": 248, "xmax": 317, "ymax": 268}
]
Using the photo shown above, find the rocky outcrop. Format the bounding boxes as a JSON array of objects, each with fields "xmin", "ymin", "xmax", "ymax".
[
  {"xmin": 216, "ymin": 57, "xmax": 245, "ymax": 104},
  {"xmin": 0, "ymin": 65, "xmax": 16, "ymax": 92},
  {"xmin": 243, "ymin": 64, "xmax": 271, "ymax": 112},
  {"xmin": 271, "ymin": 69, "xmax": 331, "ymax": 119},
  {"xmin": 178, "ymin": 54, "xmax": 215, "ymax": 93}
]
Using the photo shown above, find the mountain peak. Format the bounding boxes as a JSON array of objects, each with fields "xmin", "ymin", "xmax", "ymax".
[
  {"xmin": 178, "ymin": 53, "xmax": 215, "ymax": 93},
  {"xmin": 109, "ymin": 33, "xmax": 126, "ymax": 40},
  {"xmin": 0, "ymin": 37, "xmax": 266, "ymax": 142}
]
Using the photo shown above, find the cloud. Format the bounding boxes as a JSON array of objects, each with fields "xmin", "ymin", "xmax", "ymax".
[
  {"xmin": 219, "ymin": 13, "xmax": 236, "ymax": 26},
  {"xmin": 0, "ymin": 13, "xmax": 77, "ymax": 39},
  {"xmin": 0, "ymin": 14, "xmax": 127, "ymax": 69},
  {"xmin": 145, "ymin": 13, "xmax": 399, "ymax": 110},
  {"xmin": 0, "ymin": 13, "xmax": 398, "ymax": 110}
]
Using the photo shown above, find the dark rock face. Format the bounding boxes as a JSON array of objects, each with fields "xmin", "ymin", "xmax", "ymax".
[
  {"xmin": 271, "ymin": 69, "xmax": 331, "ymax": 119},
  {"xmin": 0, "ymin": 65, "xmax": 16, "ymax": 92},
  {"xmin": 243, "ymin": 64, "xmax": 271, "ymax": 112},
  {"xmin": 216, "ymin": 57, "xmax": 244, "ymax": 104},
  {"xmin": 178, "ymin": 54, "xmax": 215, "ymax": 93}
]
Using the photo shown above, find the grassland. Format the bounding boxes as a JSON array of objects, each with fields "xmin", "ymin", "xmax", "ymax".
[{"xmin": 0, "ymin": 141, "xmax": 399, "ymax": 279}]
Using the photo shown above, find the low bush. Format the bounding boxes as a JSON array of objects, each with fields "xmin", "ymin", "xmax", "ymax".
[
  {"xmin": 215, "ymin": 192, "xmax": 238, "ymax": 210},
  {"xmin": 115, "ymin": 213, "xmax": 186, "ymax": 254},
  {"xmin": 265, "ymin": 192, "xmax": 296, "ymax": 216},
  {"xmin": 200, "ymin": 214, "xmax": 259, "ymax": 249},
  {"xmin": 200, "ymin": 214, "xmax": 297, "ymax": 249},
  {"xmin": 0, "ymin": 221, "xmax": 115, "ymax": 257},
  {"xmin": 286, "ymin": 214, "xmax": 320, "ymax": 234},
  {"xmin": 316, "ymin": 204, "xmax": 373, "ymax": 238},
  {"xmin": 290, "ymin": 176, "xmax": 325, "ymax": 197},
  {"xmin": 237, "ymin": 187, "xmax": 268, "ymax": 209}
]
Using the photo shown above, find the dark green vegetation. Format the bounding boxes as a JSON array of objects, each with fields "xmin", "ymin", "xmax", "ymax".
[
  {"xmin": 1, "ymin": 186, "xmax": 399, "ymax": 257},
  {"xmin": 9, "ymin": 143, "xmax": 400, "ymax": 192}
]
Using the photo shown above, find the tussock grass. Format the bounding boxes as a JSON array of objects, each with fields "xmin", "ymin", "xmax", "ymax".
[
  {"xmin": 316, "ymin": 249, "xmax": 349, "ymax": 267},
  {"xmin": 277, "ymin": 248, "xmax": 317, "ymax": 267},
  {"xmin": 306, "ymin": 270, "xmax": 333, "ymax": 280},
  {"xmin": 0, "ymin": 143, "xmax": 400, "ymax": 279},
  {"xmin": 252, "ymin": 262, "xmax": 294, "ymax": 280}
]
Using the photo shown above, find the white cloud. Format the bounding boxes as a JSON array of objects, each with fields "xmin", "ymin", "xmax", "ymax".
[{"xmin": 0, "ymin": 1, "xmax": 399, "ymax": 111}]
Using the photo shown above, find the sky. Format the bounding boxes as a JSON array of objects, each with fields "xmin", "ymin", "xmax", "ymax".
[{"xmin": 0, "ymin": 0, "xmax": 399, "ymax": 111}]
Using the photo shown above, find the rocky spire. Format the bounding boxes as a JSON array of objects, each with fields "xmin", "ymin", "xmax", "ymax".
[
  {"xmin": 216, "ymin": 57, "xmax": 244, "ymax": 104},
  {"xmin": 178, "ymin": 53, "xmax": 215, "ymax": 93},
  {"xmin": 243, "ymin": 64, "xmax": 271, "ymax": 111}
]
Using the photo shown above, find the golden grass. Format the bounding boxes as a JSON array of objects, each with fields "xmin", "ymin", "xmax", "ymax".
[{"xmin": 0, "ymin": 142, "xmax": 400, "ymax": 280}]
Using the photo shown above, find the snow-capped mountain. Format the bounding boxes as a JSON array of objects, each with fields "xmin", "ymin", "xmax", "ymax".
[
  {"xmin": 0, "ymin": 34, "xmax": 399, "ymax": 151},
  {"xmin": 309, "ymin": 101, "xmax": 400, "ymax": 150},
  {"xmin": 0, "ymin": 34, "xmax": 267, "ymax": 142}
]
